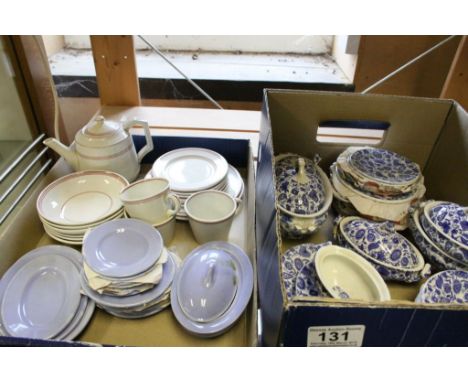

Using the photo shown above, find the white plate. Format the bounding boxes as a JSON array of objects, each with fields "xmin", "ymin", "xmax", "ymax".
[
  {"xmin": 40, "ymin": 209, "xmax": 125, "ymax": 231},
  {"xmin": 37, "ymin": 171, "xmax": 128, "ymax": 226},
  {"xmin": 1, "ymin": 254, "xmax": 81, "ymax": 339},
  {"xmin": 151, "ymin": 148, "xmax": 228, "ymax": 192},
  {"xmin": 82, "ymin": 219, "xmax": 163, "ymax": 278}
]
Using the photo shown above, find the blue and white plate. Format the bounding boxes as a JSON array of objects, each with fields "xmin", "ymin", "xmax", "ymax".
[
  {"xmin": 275, "ymin": 154, "xmax": 327, "ymax": 215},
  {"xmin": 349, "ymin": 147, "xmax": 420, "ymax": 186},
  {"xmin": 295, "ymin": 261, "xmax": 329, "ymax": 298},
  {"xmin": 427, "ymin": 202, "xmax": 468, "ymax": 247},
  {"xmin": 281, "ymin": 242, "xmax": 331, "ymax": 298},
  {"xmin": 416, "ymin": 270, "xmax": 468, "ymax": 304}
]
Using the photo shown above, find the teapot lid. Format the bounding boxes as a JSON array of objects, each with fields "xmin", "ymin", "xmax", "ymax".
[{"xmin": 76, "ymin": 116, "xmax": 128, "ymax": 148}]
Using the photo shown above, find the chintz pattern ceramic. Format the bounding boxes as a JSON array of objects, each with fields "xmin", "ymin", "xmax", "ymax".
[
  {"xmin": 408, "ymin": 207, "xmax": 467, "ymax": 272},
  {"xmin": 416, "ymin": 270, "xmax": 468, "ymax": 304},
  {"xmin": 281, "ymin": 242, "xmax": 332, "ymax": 299},
  {"xmin": 276, "ymin": 155, "xmax": 326, "ymax": 215},
  {"xmin": 420, "ymin": 212, "xmax": 468, "ymax": 265},
  {"xmin": 279, "ymin": 211, "xmax": 328, "ymax": 240},
  {"xmin": 336, "ymin": 217, "xmax": 429, "ymax": 283},
  {"xmin": 349, "ymin": 147, "xmax": 420, "ymax": 185},
  {"xmin": 427, "ymin": 202, "xmax": 468, "ymax": 247},
  {"xmin": 295, "ymin": 262, "xmax": 329, "ymax": 298}
]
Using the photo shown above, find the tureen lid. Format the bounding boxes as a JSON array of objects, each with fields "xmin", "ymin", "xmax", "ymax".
[
  {"xmin": 341, "ymin": 217, "xmax": 422, "ymax": 270},
  {"xmin": 176, "ymin": 246, "xmax": 239, "ymax": 323},
  {"xmin": 348, "ymin": 147, "xmax": 421, "ymax": 186},
  {"xmin": 417, "ymin": 270, "xmax": 468, "ymax": 304},
  {"xmin": 76, "ymin": 115, "xmax": 128, "ymax": 148},
  {"xmin": 427, "ymin": 202, "xmax": 468, "ymax": 247},
  {"xmin": 275, "ymin": 154, "xmax": 326, "ymax": 215}
]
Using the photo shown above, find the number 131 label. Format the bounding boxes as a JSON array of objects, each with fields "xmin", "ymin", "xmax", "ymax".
[{"xmin": 307, "ymin": 325, "xmax": 365, "ymax": 347}]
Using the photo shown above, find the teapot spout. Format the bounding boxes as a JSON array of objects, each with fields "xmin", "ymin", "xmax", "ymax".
[{"xmin": 43, "ymin": 138, "xmax": 78, "ymax": 170}]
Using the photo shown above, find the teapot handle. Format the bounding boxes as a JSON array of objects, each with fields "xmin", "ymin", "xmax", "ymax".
[{"xmin": 125, "ymin": 119, "xmax": 154, "ymax": 163}]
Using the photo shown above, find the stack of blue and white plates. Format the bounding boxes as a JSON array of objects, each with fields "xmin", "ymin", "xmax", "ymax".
[
  {"xmin": 0, "ymin": 245, "xmax": 95, "ymax": 341},
  {"xmin": 80, "ymin": 219, "xmax": 178, "ymax": 318}
]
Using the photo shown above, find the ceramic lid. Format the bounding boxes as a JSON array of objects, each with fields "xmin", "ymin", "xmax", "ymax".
[
  {"xmin": 427, "ymin": 202, "xmax": 468, "ymax": 247},
  {"xmin": 176, "ymin": 246, "xmax": 238, "ymax": 322},
  {"xmin": 75, "ymin": 116, "xmax": 128, "ymax": 148},
  {"xmin": 275, "ymin": 154, "xmax": 326, "ymax": 215},
  {"xmin": 341, "ymin": 217, "xmax": 423, "ymax": 270},
  {"xmin": 348, "ymin": 147, "xmax": 421, "ymax": 186}
]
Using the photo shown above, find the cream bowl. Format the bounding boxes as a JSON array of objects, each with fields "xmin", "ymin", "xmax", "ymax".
[
  {"xmin": 184, "ymin": 190, "xmax": 237, "ymax": 244},
  {"xmin": 315, "ymin": 245, "xmax": 391, "ymax": 302}
]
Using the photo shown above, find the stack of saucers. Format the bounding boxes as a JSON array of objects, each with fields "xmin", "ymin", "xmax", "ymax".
[
  {"xmin": 0, "ymin": 245, "xmax": 95, "ymax": 341},
  {"xmin": 36, "ymin": 171, "xmax": 128, "ymax": 245},
  {"xmin": 146, "ymin": 148, "xmax": 244, "ymax": 221},
  {"xmin": 79, "ymin": 219, "xmax": 178, "ymax": 318},
  {"xmin": 330, "ymin": 147, "xmax": 426, "ymax": 230},
  {"xmin": 409, "ymin": 201, "xmax": 468, "ymax": 271}
]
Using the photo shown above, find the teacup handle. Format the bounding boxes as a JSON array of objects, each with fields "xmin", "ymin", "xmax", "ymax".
[{"xmin": 166, "ymin": 194, "xmax": 180, "ymax": 217}]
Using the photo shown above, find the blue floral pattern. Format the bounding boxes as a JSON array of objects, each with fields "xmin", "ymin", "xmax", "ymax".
[
  {"xmin": 420, "ymin": 213, "xmax": 468, "ymax": 264},
  {"xmin": 276, "ymin": 155, "xmax": 326, "ymax": 215},
  {"xmin": 417, "ymin": 270, "xmax": 468, "ymax": 304},
  {"xmin": 408, "ymin": 208, "xmax": 467, "ymax": 272},
  {"xmin": 342, "ymin": 218, "xmax": 420, "ymax": 269},
  {"xmin": 281, "ymin": 242, "xmax": 332, "ymax": 299},
  {"xmin": 349, "ymin": 147, "xmax": 420, "ymax": 185},
  {"xmin": 428, "ymin": 202, "xmax": 468, "ymax": 247}
]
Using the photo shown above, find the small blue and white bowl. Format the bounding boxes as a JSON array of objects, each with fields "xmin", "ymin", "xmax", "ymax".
[
  {"xmin": 275, "ymin": 154, "xmax": 332, "ymax": 239},
  {"xmin": 336, "ymin": 216, "xmax": 430, "ymax": 283},
  {"xmin": 421, "ymin": 201, "xmax": 468, "ymax": 265},
  {"xmin": 408, "ymin": 207, "xmax": 467, "ymax": 272},
  {"xmin": 415, "ymin": 270, "xmax": 468, "ymax": 304}
]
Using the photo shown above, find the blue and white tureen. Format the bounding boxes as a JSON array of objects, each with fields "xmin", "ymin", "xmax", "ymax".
[
  {"xmin": 415, "ymin": 270, "xmax": 468, "ymax": 304},
  {"xmin": 335, "ymin": 216, "xmax": 430, "ymax": 282},
  {"xmin": 275, "ymin": 154, "xmax": 332, "ymax": 239}
]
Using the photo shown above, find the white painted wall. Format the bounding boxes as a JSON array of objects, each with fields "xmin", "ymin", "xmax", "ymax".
[
  {"xmin": 65, "ymin": 35, "xmax": 333, "ymax": 54},
  {"xmin": 331, "ymin": 35, "xmax": 359, "ymax": 82},
  {"xmin": 0, "ymin": 39, "xmax": 33, "ymax": 141}
]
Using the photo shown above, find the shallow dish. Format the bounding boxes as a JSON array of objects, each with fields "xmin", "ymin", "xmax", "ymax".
[
  {"xmin": 82, "ymin": 219, "xmax": 163, "ymax": 278},
  {"xmin": 0, "ymin": 251, "xmax": 81, "ymax": 339},
  {"xmin": 314, "ymin": 245, "xmax": 390, "ymax": 302},
  {"xmin": 151, "ymin": 148, "xmax": 228, "ymax": 192},
  {"xmin": 37, "ymin": 170, "xmax": 128, "ymax": 226},
  {"xmin": 171, "ymin": 241, "xmax": 253, "ymax": 337},
  {"xmin": 416, "ymin": 270, "xmax": 468, "ymax": 304}
]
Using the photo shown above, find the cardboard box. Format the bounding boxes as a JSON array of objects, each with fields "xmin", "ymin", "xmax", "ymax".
[
  {"xmin": 0, "ymin": 136, "xmax": 257, "ymax": 346},
  {"xmin": 256, "ymin": 89, "xmax": 468, "ymax": 346}
]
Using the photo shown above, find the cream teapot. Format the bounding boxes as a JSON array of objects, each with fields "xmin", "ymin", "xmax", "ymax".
[{"xmin": 44, "ymin": 115, "xmax": 153, "ymax": 181}]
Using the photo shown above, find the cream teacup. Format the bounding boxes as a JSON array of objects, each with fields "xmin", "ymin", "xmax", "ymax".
[{"xmin": 120, "ymin": 178, "xmax": 179, "ymax": 224}]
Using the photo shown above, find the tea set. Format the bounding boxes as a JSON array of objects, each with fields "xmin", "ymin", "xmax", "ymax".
[
  {"xmin": 277, "ymin": 146, "xmax": 467, "ymax": 305},
  {"xmin": 0, "ymin": 115, "xmax": 253, "ymax": 341}
]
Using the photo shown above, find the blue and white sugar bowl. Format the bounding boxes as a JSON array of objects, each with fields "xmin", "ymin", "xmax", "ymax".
[
  {"xmin": 275, "ymin": 153, "xmax": 332, "ymax": 239},
  {"xmin": 415, "ymin": 270, "xmax": 468, "ymax": 304},
  {"xmin": 420, "ymin": 200, "xmax": 468, "ymax": 266},
  {"xmin": 335, "ymin": 216, "xmax": 430, "ymax": 283}
]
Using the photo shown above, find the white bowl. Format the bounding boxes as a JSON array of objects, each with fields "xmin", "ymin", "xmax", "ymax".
[
  {"xmin": 184, "ymin": 190, "xmax": 237, "ymax": 244},
  {"xmin": 37, "ymin": 170, "xmax": 128, "ymax": 226},
  {"xmin": 314, "ymin": 245, "xmax": 391, "ymax": 302}
]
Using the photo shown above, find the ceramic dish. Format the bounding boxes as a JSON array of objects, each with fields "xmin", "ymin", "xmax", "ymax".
[
  {"xmin": 348, "ymin": 147, "xmax": 421, "ymax": 186},
  {"xmin": 420, "ymin": 202, "xmax": 468, "ymax": 265},
  {"xmin": 0, "ymin": 246, "xmax": 89, "ymax": 340},
  {"xmin": 80, "ymin": 250, "xmax": 176, "ymax": 309},
  {"xmin": 281, "ymin": 242, "xmax": 332, "ymax": 299},
  {"xmin": 37, "ymin": 170, "xmax": 128, "ymax": 226},
  {"xmin": 409, "ymin": 207, "xmax": 467, "ymax": 271},
  {"xmin": 337, "ymin": 216, "xmax": 429, "ymax": 282},
  {"xmin": 82, "ymin": 219, "xmax": 163, "ymax": 278},
  {"xmin": 54, "ymin": 297, "xmax": 95, "ymax": 341},
  {"xmin": 171, "ymin": 241, "xmax": 253, "ymax": 337},
  {"xmin": 314, "ymin": 245, "xmax": 391, "ymax": 302},
  {"xmin": 416, "ymin": 270, "xmax": 468, "ymax": 304},
  {"xmin": 151, "ymin": 148, "xmax": 228, "ymax": 192},
  {"xmin": 426, "ymin": 201, "xmax": 468, "ymax": 247}
]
